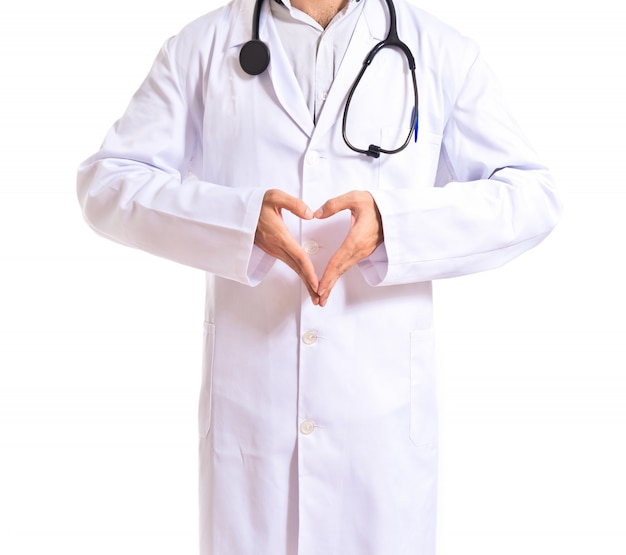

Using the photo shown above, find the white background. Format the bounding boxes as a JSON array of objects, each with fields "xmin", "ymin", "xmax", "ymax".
[{"xmin": 1, "ymin": 1, "xmax": 624, "ymax": 553}]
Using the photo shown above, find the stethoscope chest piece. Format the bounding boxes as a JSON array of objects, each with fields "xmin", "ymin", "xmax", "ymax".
[{"xmin": 240, "ymin": 39, "xmax": 270, "ymax": 75}]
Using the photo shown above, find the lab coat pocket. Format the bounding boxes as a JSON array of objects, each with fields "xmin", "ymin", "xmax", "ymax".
[
  {"xmin": 380, "ymin": 130, "xmax": 443, "ymax": 190},
  {"xmin": 198, "ymin": 321, "xmax": 216, "ymax": 438},
  {"xmin": 409, "ymin": 328, "xmax": 438, "ymax": 447},
  {"xmin": 414, "ymin": 132, "xmax": 443, "ymax": 187}
]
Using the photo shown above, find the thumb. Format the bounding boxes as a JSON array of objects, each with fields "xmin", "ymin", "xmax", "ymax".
[{"xmin": 283, "ymin": 196, "xmax": 314, "ymax": 220}]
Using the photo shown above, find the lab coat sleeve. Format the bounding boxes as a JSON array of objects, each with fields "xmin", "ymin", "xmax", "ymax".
[
  {"xmin": 360, "ymin": 52, "xmax": 563, "ymax": 286},
  {"xmin": 77, "ymin": 35, "xmax": 272, "ymax": 286}
]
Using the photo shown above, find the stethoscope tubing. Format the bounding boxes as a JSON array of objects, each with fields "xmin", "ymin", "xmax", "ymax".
[
  {"xmin": 240, "ymin": 0, "xmax": 419, "ymax": 157},
  {"xmin": 342, "ymin": 54, "xmax": 418, "ymax": 158}
]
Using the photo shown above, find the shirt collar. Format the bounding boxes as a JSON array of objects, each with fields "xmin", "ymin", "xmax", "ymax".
[
  {"xmin": 274, "ymin": 0, "xmax": 362, "ymax": 8},
  {"xmin": 272, "ymin": 0, "xmax": 364, "ymax": 29}
]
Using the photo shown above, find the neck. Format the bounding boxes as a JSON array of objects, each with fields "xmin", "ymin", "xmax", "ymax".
[{"xmin": 290, "ymin": 0, "xmax": 350, "ymax": 27}]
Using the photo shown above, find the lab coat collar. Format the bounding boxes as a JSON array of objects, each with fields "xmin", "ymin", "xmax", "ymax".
[
  {"xmin": 361, "ymin": 0, "xmax": 389, "ymax": 41},
  {"xmin": 224, "ymin": 0, "xmax": 259, "ymax": 49}
]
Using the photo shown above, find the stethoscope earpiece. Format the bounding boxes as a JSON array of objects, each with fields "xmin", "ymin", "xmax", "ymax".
[{"xmin": 239, "ymin": 39, "xmax": 270, "ymax": 75}]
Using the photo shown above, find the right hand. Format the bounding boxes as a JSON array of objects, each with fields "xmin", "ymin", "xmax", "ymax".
[{"xmin": 254, "ymin": 189, "xmax": 320, "ymax": 304}]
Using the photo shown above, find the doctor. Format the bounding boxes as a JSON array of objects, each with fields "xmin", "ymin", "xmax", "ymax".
[{"xmin": 77, "ymin": 0, "xmax": 562, "ymax": 552}]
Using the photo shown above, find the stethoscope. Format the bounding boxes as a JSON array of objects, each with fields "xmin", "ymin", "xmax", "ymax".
[{"xmin": 239, "ymin": 0, "xmax": 419, "ymax": 158}]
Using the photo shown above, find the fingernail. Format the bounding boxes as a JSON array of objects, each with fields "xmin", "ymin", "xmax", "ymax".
[
  {"xmin": 304, "ymin": 208, "xmax": 314, "ymax": 219},
  {"xmin": 313, "ymin": 208, "xmax": 323, "ymax": 218},
  {"xmin": 318, "ymin": 288, "xmax": 326, "ymax": 297}
]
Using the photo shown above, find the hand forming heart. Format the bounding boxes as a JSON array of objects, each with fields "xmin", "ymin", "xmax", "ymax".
[{"xmin": 254, "ymin": 189, "xmax": 384, "ymax": 307}]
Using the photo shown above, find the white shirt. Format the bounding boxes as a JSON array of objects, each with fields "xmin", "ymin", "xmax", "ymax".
[{"xmin": 270, "ymin": 0, "xmax": 365, "ymax": 122}]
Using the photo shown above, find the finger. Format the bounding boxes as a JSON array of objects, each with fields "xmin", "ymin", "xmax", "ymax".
[
  {"xmin": 259, "ymin": 239, "xmax": 319, "ymax": 302},
  {"xmin": 266, "ymin": 229, "xmax": 319, "ymax": 302},
  {"xmin": 284, "ymin": 251, "xmax": 321, "ymax": 303},
  {"xmin": 282, "ymin": 239, "xmax": 320, "ymax": 292},
  {"xmin": 266, "ymin": 189, "xmax": 314, "ymax": 220},
  {"xmin": 260, "ymin": 232, "xmax": 320, "ymax": 298},
  {"xmin": 280, "ymin": 239, "xmax": 321, "ymax": 304},
  {"xmin": 317, "ymin": 241, "xmax": 359, "ymax": 307},
  {"xmin": 313, "ymin": 192, "xmax": 352, "ymax": 220}
]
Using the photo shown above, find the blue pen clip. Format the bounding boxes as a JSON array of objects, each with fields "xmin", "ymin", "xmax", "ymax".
[{"xmin": 411, "ymin": 107, "xmax": 419, "ymax": 143}]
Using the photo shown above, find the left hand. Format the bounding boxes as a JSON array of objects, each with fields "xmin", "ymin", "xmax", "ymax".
[{"xmin": 314, "ymin": 191, "xmax": 384, "ymax": 307}]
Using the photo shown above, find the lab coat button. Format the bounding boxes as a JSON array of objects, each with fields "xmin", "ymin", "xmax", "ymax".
[
  {"xmin": 303, "ymin": 240, "xmax": 319, "ymax": 255},
  {"xmin": 305, "ymin": 151, "xmax": 320, "ymax": 165},
  {"xmin": 300, "ymin": 420, "xmax": 315, "ymax": 435},
  {"xmin": 302, "ymin": 330, "xmax": 318, "ymax": 345}
]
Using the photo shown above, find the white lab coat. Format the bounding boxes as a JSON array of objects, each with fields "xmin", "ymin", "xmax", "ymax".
[{"xmin": 77, "ymin": 0, "xmax": 562, "ymax": 553}]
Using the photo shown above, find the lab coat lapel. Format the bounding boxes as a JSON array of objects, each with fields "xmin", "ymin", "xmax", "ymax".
[
  {"xmin": 264, "ymin": 10, "xmax": 315, "ymax": 138},
  {"xmin": 312, "ymin": 0, "xmax": 387, "ymax": 142},
  {"xmin": 225, "ymin": 0, "xmax": 314, "ymax": 138}
]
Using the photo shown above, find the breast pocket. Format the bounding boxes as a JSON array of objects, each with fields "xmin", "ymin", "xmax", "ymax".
[
  {"xmin": 379, "ymin": 129, "xmax": 443, "ymax": 190},
  {"xmin": 409, "ymin": 328, "xmax": 438, "ymax": 447},
  {"xmin": 198, "ymin": 321, "xmax": 215, "ymax": 438}
]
